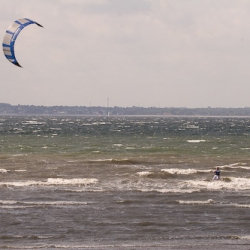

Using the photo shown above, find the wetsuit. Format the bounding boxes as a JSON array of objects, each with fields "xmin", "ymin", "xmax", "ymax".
[{"xmin": 214, "ymin": 170, "xmax": 220, "ymax": 178}]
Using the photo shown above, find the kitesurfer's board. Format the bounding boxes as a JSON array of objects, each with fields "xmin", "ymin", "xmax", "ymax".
[{"xmin": 213, "ymin": 175, "xmax": 219, "ymax": 180}]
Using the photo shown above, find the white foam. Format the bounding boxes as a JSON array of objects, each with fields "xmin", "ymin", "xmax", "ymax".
[
  {"xmin": 177, "ymin": 199, "xmax": 215, "ymax": 205},
  {"xmin": 137, "ymin": 171, "xmax": 153, "ymax": 177},
  {"xmin": 183, "ymin": 177, "xmax": 250, "ymax": 191},
  {"xmin": 22, "ymin": 120, "xmax": 45, "ymax": 125},
  {"xmin": 0, "ymin": 200, "xmax": 89, "ymax": 209},
  {"xmin": 0, "ymin": 200, "xmax": 17, "ymax": 204},
  {"xmin": 0, "ymin": 178, "xmax": 98, "ymax": 187},
  {"xmin": 112, "ymin": 144, "xmax": 123, "ymax": 147},
  {"xmin": 138, "ymin": 188, "xmax": 198, "ymax": 194},
  {"xmin": 64, "ymin": 188, "xmax": 103, "ymax": 193},
  {"xmin": 218, "ymin": 163, "xmax": 239, "ymax": 168},
  {"xmin": 229, "ymin": 203, "xmax": 250, "ymax": 208},
  {"xmin": 0, "ymin": 205, "xmax": 34, "ymax": 209},
  {"xmin": 11, "ymin": 153, "xmax": 27, "ymax": 157},
  {"xmin": 240, "ymin": 235, "xmax": 250, "ymax": 240},
  {"xmin": 161, "ymin": 168, "xmax": 210, "ymax": 175},
  {"xmin": 157, "ymin": 188, "xmax": 198, "ymax": 193},
  {"xmin": 187, "ymin": 140, "xmax": 206, "ymax": 143},
  {"xmin": 46, "ymin": 178, "xmax": 98, "ymax": 186},
  {"xmin": 90, "ymin": 158, "xmax": 113, "ymax": 162},
  {"xmin": 0, "ymin": 168, "xmax": 8, "ymax": 173},
  {"xmin": 215, "ymin": 163, "xmax": 250, "ymax": 170}
]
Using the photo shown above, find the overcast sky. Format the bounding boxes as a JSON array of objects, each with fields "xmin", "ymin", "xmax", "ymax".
[{"xmin": 1, "ymin": 0, "xmax": 250, "ymax": 108}]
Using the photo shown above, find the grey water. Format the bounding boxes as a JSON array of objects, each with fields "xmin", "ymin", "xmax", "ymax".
[{"xmin": 1, "ymin": 116, "xmax": 250, "ymax": 249}]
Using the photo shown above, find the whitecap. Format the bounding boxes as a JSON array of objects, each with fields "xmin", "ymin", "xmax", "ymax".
[
  {"xmin": 161, "ymin": 168, "xmax": 210, "ymax": 175},
  {"xmin": 0, "ymin": 169, "xmax": 9, "ymax": 173},
  {"xmin": 0, "ymin": 200, "xmax": 17, "ymax": 204},
  {"xmin": 138, "ymin": 188, "xmax": 198, "ymax": 194},
  {"xmin": 216, "ymin": 163, "xmax": 249, "ymax": 169},
  {"xmin": 183, "ymin": 177, "xmax": 250, "ymax": 191},
  {"xmin": 162, "ymin": 168, "xmax": 197, "ymax": 175},
  {"xmin": 20, "ymin": 201, "xmax": 88, "ymax": 206},
  {"xmin": 0, "ymin": 178, "xmax": 98, "ymax": 187},
  {"xmin": 46, "ymin": 178, "xmax": 98, "ymax": 186},
  {"xmin": 0, "ymin": 205, "xmax": 34, "ymax": 209},
  {"xmin": 22, "ymin": 121, "xmax": 45, "ymax": 125},
  {"xmin": 187, "ymin": 140, "xmax": 206, "ymax": 143},
  {"xmin": 229, "ymin": 203, "xmax": 250, "ymax": 208},
  {"xmin": 177, "ymin": 199, "xmax": 215, "ymax": 205},
  {"xmin": 137, "ymin": 171, "xmax": 153, "ymax": 177},
  {"xmin": 240, "ymin": 235, "xmax": 250, "ymax": 240}
]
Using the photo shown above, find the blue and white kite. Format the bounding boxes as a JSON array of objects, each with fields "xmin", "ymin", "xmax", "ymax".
[{"xmin": 2, "ymin": 18, "xmax": 43, "ymax": 67}]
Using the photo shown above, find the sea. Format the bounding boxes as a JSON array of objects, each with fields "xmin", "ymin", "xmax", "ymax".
[{"xmin": 1, "ymin": 115, "xmax": 250, "ymax": 250}]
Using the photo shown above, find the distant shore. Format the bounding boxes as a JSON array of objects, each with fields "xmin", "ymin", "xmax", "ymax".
[{"xmin": 1, "ymin": 103, "xmax": 250, "ymax": 116}]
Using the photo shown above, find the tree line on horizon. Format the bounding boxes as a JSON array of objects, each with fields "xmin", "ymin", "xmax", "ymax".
[{"xmin": 1, "ymin": 103, "xmax": 250, "ymax": 116}]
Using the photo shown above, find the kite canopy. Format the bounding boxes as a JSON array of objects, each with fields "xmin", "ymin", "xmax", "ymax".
[{"xmin": 2, "ymin": 18, "xmax": 43, "ymax": 67}]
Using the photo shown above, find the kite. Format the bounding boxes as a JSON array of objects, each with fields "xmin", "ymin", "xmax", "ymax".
[{"xmin": 2, "ymin": 18, "xmax": 43, "ymax": 67}]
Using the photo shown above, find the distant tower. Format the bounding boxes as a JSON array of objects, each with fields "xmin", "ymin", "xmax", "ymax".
[{"xmin": 107, "ymin": 97, "xmax": 110, "ymax": 116}]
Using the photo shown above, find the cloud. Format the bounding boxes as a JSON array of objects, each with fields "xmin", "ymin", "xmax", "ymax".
[
  {"xmin": 1, "ymin": 0, "xmax": 250, "ymax": 107},
  {"xmin": 58, "ymin": 0, "xmax": 151, "ymax": 15}
]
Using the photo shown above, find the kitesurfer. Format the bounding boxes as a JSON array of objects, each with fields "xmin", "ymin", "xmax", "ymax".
[{"xmin": 213, "ymin": 167, "xmax": 220, "ymax": 180}]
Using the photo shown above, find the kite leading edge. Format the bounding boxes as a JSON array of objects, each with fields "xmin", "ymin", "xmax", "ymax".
[{"xmin": 2, "ymin": 18, "xmax": 43, "ymax": 68}]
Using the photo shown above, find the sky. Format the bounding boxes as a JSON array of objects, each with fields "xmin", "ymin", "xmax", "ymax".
[{"xmin": 1, "ymin": 0, "xmax": 250, "ymax": 108}]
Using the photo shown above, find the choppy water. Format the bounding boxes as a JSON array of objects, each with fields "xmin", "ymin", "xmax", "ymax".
[{"xmin": 1, "ymin": 116, "xmax": 250, "ymax": 249}]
